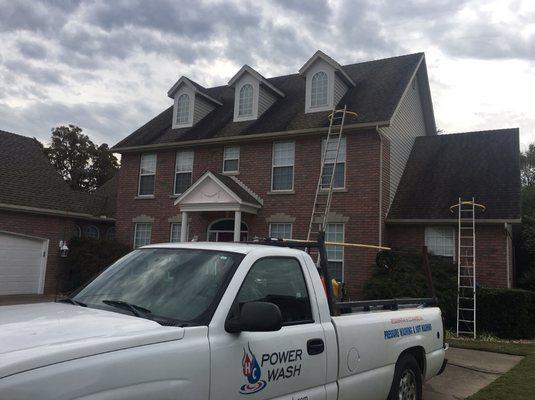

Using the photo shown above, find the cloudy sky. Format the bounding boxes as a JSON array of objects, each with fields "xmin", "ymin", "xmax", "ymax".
[{"xmin": 0, "ymin": 0, "xmax": 534, "ymax": 149}]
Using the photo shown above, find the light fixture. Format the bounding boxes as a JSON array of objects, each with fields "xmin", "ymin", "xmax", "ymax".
[{"xmin": 59, "ymin": 240, "xmax": 69, "ymax": 257}]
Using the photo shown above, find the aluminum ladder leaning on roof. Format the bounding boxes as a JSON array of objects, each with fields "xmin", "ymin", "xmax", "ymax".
[
  {"xmin": 307, "ymin": 105, "xmax": 357, "ymax": 243},
  {"xmin": 450, "ymin": 197, "xmax": 486, "ymax": 339}
]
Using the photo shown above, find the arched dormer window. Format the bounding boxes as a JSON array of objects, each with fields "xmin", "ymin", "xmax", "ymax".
[
  {"xmin": 176, "ymin": 94, "xmax": 190, "ymax": 124},
  {"xmin": 311, "ymin": 71, "xmax": 328, "ymax": 107},
  {"xmin": 238, "ymin": 84, "xmax": 253, "ymax": 116}
]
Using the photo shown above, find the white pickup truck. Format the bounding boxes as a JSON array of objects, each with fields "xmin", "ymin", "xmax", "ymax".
[{"xmin": 0, "ymin": 242, "xmax": 447, "ymax": 400}]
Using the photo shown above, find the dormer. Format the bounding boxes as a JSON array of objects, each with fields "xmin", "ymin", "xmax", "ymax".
[
  {"xmin": 299, "ymin": 50, "xmax": 355, "ymax": 113},
  {"xmin": 228, "ymin": 65, "xmax": 285, "ymax": 122},
  {"xmin": 167, "ymin": 76, "xmax": 222, "ymax": 129}
]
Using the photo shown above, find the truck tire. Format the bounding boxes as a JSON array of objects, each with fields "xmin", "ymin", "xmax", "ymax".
[{"xmin": 388, "ymin": 354, "xmax": 422, "ymax": 400}]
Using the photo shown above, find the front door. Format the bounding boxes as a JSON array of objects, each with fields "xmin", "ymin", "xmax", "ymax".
[{"xmin": 209, "ymin": 256, "xmax": 328, "ymax": 400}]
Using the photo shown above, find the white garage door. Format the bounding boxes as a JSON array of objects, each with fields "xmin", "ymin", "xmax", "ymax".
[{"xmin": 0, "ymin": 232, "xmax": 48, "ymax": 295}]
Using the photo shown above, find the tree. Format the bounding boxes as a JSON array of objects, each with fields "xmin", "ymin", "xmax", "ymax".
[
  {"xmin": 520, "ymin": 143, "xmax": 535, "ymax": 187},
  {"xmin": 44, "ymin": 125, "xmax": 118, "ymax": 191}
]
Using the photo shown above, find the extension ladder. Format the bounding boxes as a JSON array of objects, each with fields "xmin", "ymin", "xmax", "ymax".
[
  {"xmin": 452, "ymin": 197, "xmax": 485, "ymax": 338},
  {"xmin": 307, "ymin": 106, "xmax": 356, "ymax": 242}
]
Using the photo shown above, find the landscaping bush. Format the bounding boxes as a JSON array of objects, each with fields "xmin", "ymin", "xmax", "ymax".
[
  {"xmin": 59, "ymin": 237, "xmax": 130, "ymax": 294},
  {"xmin": 477, "ymin": 288, "xmax": 535, "ymax": 339},
  {"xmin": 362, "ymin": 253, "xmax": 458, "ymax": 328}
]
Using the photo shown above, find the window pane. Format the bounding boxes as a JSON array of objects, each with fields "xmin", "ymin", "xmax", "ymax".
[
  {"xmin": 84, "ymin": 226, "xmax": 99, "ymax": 239},
  {"xmin": 223, "ymin": 159, "xmax": 239, "ymax": 172},
  {"xmin": 328, "ymin": 261, "xmax": 343, "ymax": 283},
  {"xmin": 134, "ymin": 223, "xmax": 152, "ymax": 248},
  {"xmin": 273, "ymin": 141, "xmax": 295, "ymax": 166},
  {"xmin": 272, "ymin": 166, "xmax": 293, "ymax": 190},
  {"xmin": 139, "ymin": 175, "xmax": 155, "ymax": 196},
  {"xmin": 170, "ymin": 223, "xmax": 181, "ymax": 242},
  {"xmin": 311, "ymin": 71, "xmax": 328, "ymax": 107},
  {"xmin": 106, "ymin": 227, "xmax": 115, "ymax": 240},
  {"xmin": 140, "ymin": 154, "xmax": 156, "ymax": 175},
  {"xmin": 224, "ymin": 146, "xmax": 240, "ymax": 159},
  {"xmin": 270, "ymin": 223, "xmax": 292, "ymax": 239},
  {"xmin": 176, "ymin": 94, "xmax": 190, "ymax": 124},
  {"xmin": 326, "ymin": 223, "xmax": 344, "ymax": 281},
  {"xmin": 425, "ymin": 227, "xmax": 455, "ymax": 258},
  {"xmin": 236, "ymin": 257, "xmax": 312, "ymax": 324},
  {"xmin": 321, "ymin": 164, "xmax": 344, "ymax": 189},
  {"xmin": 176, "ymin": 151, "xmax": 194, "ymax": 172},
  {"xmin": 175, "ymin": 172, "xmax": 192, "ymax": 194},
  {"xmin": 238, "ymin": 84, "xmax": 253, "ymax": 116}
]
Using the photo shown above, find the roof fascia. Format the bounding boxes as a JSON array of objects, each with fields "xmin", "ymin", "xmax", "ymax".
[
  {"xmin": 299, "ymin": 50, "xmax": 355, "ymax": 87},
  {"xmin": 112, "ymin": 120, "xmax": 390, "ymax": 153},
  {"xmin": 386, "ymin": 218, "xmax": 521, "ymax": 225},
  {"xmin": 168, "ymin": 76, "xmax": 223, "ymax": 106},
  {"xmin": 174, "ymin": 171, "xmax": 243, "ymax": 206},
  {"xmin": 0, "ymin": 202, "xmax": 115, "ymax": 222}
]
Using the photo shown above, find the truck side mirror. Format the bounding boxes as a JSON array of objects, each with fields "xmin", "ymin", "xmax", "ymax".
[{"xmin": 225, "ymin": 301, "xmax": 282, "ymax": 333}]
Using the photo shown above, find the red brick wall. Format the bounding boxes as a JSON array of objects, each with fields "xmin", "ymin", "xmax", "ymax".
[
  {"xmin": 0, "ymin": 210, "xmax": 113, "ymax": 294},
  {"xmin": 116, "ymin": 132, "xmax": 384, "ymax": 298},
  {"xmin": 387, "ymin": 224, "xmax": 511, "ymax": 288}
]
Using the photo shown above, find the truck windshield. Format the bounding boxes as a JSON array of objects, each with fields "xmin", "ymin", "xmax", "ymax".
[{"xmin": 73, "ymin": 248, "xmax": 244, "ymax": 325}]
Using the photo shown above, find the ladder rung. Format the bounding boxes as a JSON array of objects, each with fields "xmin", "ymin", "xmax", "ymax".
[
  {"xmin": 460, "ymin": 245, "xmax": 474, "ymax": 248},
  {"xmin": 459, "ymin": 319, "xmax": 474, "ymax": 323},
  {"xmin": 459, "ymin": 296, "xmax": 474, "ymax": 300},
  {"xmin": 459, "ymin": 308, "xmax": 474, "ymax": 311},
  {"xmin": 459, "ymin": 285, "xmax": 474, "ymax": 289},
  {"xmin": 458, "ymin": 331, "xmax": 475, "ymax": 335},
  {"xmin": 460, "ymin": 275, "xmax": 474, "ymax": 278}
]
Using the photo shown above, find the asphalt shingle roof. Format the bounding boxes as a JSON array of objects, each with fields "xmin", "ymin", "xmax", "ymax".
[
  {"xmin": 214, "ymin": 173, "xmax": 262, "ymax": 206},
  {"xmin": 114, "ymin": 52, "xmax": 426, "ymax": 149},
  {"xmin": 387, "ymin": 129, "xmax": 521, "ymax": 221},
  {"xmin": 0, "ymin": 130, "xmax": 115, "ymax": 219}
]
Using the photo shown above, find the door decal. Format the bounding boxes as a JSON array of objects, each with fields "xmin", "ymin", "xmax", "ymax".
[{"xmin": 240, "ymin": 344, "xmax": 267, "ymax": 394}]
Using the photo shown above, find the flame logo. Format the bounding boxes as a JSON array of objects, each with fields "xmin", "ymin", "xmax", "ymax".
[{"xmin": 239, "ymin": 343, "xmax": 267, "ymax": 394}]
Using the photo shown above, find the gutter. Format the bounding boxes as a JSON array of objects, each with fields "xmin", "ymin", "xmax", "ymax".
[
  {"xmin": 386, "ymin": 218, "xmax": 522, "ymax": 225},
  {"xmin": 0, "ymin": 202, "xmax": 115, "ymax": 222},
  {"xmin": 112, "ymin": 120, "xmax": 391, "ymax": 153}
]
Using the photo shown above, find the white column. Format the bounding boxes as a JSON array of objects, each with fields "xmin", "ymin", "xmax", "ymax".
[
  {"xmin": 180, "ymin": 211, "xmax": 188, "ymax": 242},
  {"xmin": 234, "ymin": 211, "xmax": 242, "ymax": 242}
]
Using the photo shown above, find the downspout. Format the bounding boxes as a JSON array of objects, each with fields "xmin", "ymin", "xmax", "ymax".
[
  {"xmin": 377, "ymin": 125, "xmax": 383, "ymax": 247},
  {"xmin": 505, "ymin": 222, "xmax": 512, "ymax": 288}
]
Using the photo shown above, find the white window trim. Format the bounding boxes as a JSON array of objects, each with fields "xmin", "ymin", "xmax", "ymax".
[
  {"xmin": 271, "ymin": 141, "xmax": 295, "ymax": 192},
  {"xmin": 138, "ymin": 153, "xmax": 157, "ymax": 197},
  {"xmin": 173, "ymin": 150, "xmax": 194, "ymax": 195},
  {"xmin": 305, "ymin": 61, "xmax": 335, "ymax": 113},
  {"xmin": 133, "ymin": 222, "xmax": 152, "ymax": 248},
  {"xmin": 172, "ymin": 87, "xmax": 194, "ymax": 128},
  {"xmin": 233, "ymin": 76, "xmax": 259, "ymax": 122},
  {"xmin": 321, "ymin": 136, "xmax": 346, "ymax": 190},
  {"xmin": 222, "ymin": 146, "xmax": 240, "ymax": 174},
  {"xmin": 425, "ymin": 226, "xmax": 456, "ymax": 261},
  {"xmin": 269, "ymin": 223, "xmax": 293, "ymax": 239},
  {"xmin": 326, "ymin": 222, "xmax": 345, "ymax": 281}
]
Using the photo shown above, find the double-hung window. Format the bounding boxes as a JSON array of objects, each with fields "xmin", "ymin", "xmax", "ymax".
[
  {"xmin": 134, "ymin": 223, "xmax": 152, "ymax": 248},
  {"xmin": 174, "ymin": 150, "xmax": 194, "ymax": 195},
  {"xmin": 321, "ymin": 136, "xmax": 346, "ymax": 189},
  {"xmin": 326, "ymin": 223, "xmax": 344, "ymax": 282},
  {"xmin": 223, "ymin": 146, "xmax": 240, "ymax": 173},
  {"xmin": 269, "ymin": 223, "xmax": 292, "ymax": 239},
  {"xmin": 170, "ymin": 223, "xmax": 182, "ymax": 242},
  {"xmin": 425, "ymin": 227, "xmax": 455, "ymax": 259},
  {"xmin": 138, "ymin": 153, "xmax": 156, "ymax": 196},
  {"xmin": 272, "ymin": 141, "xmax": 295, "ymax": 191}
]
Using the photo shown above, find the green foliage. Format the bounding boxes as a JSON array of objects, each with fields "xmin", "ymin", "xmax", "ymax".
[
  {"xmin": 44, "ymin": 125, "xmax": 119, "ymax": 191},
  {"xmin": 515, "ymin": 186, "xmax": 535, "ymax": 289},
  {"xmin": 520, "ymin": 143, "xmax": 535, "ymax": 187},
  {"xmin": 59, "ymin": 237, "xmax": 130, "ymax": 293},
  {"xmin": 477, "ymin": 288, "xmax": 535, "ymax": 339},
  {"xmin": 362, "ymin": 254, "xmax": 457, "ymax": 328}
]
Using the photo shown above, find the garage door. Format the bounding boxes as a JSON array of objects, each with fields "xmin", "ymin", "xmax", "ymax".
[{"xmin": 0, "ymin": 232, "xmax": 47, "ymax": 295}]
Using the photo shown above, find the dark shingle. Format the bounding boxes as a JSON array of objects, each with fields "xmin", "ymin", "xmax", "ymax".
[
  {"xmin": 387, "ymin": 129, "xmax": 521, "ymax": 221},
  {"xmin": 0, "ymin": 129, "xmax": 115, "ymax": 218},
  {"xmin": 114, "ymin": 53, "xmax": 425, "ymax": 149},
  {"xmin": 213, "ymin": 173, "xmax": 261, "ymax": 206}
]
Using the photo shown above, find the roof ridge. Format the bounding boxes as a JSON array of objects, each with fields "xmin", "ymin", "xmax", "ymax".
[
  {"xmin": 419, "ymin": 128, "xmax": 519, "ymax": 140},
  {"xmin": 0, "ymin": 129, "xmax": 39, "ymax": 142},
  {"xmin": 229, "ymin": 176, "xmax": 264, "ymax": 205}
]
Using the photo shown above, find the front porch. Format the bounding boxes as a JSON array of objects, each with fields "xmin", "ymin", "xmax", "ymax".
[{"xmin": 174, "ymin": 171, "xmax": 263, "ymax": 242}]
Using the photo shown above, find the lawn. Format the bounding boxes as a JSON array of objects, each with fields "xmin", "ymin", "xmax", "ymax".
[{"xmin": 448, "ymin": 337, "xmax": 535, "ymax": 400}]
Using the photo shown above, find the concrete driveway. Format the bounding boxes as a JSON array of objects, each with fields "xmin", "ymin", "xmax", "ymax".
[{"xmin": 424, "ymin": 347, "xmax": 523, "ymax": 399}]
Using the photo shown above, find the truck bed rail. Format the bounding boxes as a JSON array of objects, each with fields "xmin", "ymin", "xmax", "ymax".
[{"xmin": 337, "ymin": 297, "xmax": 437, "ymax": 313}]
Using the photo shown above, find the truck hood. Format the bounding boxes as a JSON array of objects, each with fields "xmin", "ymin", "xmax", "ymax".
[{"xmin": 0, "ymin": 302, "xmax": 184, "ymax": 379}]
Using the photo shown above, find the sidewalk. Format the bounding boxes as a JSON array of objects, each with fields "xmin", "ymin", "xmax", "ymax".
[{"xmin": 423, "ymin": 347, "xmax": 523, "ymax": 399}]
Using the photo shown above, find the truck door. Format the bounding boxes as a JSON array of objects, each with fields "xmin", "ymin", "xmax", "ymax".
[{"xmin": 209, "ymin": 256, "xmax": 328, "ymax": 400}]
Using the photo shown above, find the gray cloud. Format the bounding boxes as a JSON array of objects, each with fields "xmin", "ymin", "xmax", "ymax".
[{"xmin": 17, "ymin": 38, "xmax": 48, "ymax": 60}]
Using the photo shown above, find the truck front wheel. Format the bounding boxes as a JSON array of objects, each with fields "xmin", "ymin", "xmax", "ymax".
[{"xmin": 388, "ymin": 354, "xmax": 422, "ymax": 400}]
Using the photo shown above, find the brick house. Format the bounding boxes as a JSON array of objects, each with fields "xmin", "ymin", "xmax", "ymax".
[
  {"xmin": 0, "ymin": 130, "xmax": 116, "ymax": 295},
  {"xmin": 112, "ymin": 51, "xmax": 521, "ymax": 297}
]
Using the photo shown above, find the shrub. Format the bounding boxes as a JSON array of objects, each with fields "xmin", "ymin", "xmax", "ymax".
[
  {"xmin": 362, "ymin": 253, "xmax": 458, "ymax": 328},
  {"xmin": 59, "ymin": 237, "xmax": 130, "ymax": 294},
  {"xmin": 477, "ymin": 288, "xmax": 535, "ymax": 339}
]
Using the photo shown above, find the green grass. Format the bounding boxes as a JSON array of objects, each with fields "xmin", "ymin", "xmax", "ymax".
[
  {"xmin": 466, "ymin": 354, "xmax": 535, "ymax": 400},
  {"xmin": 446, "ymin": 336, "xmax": 535, "ymax": 399}
]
